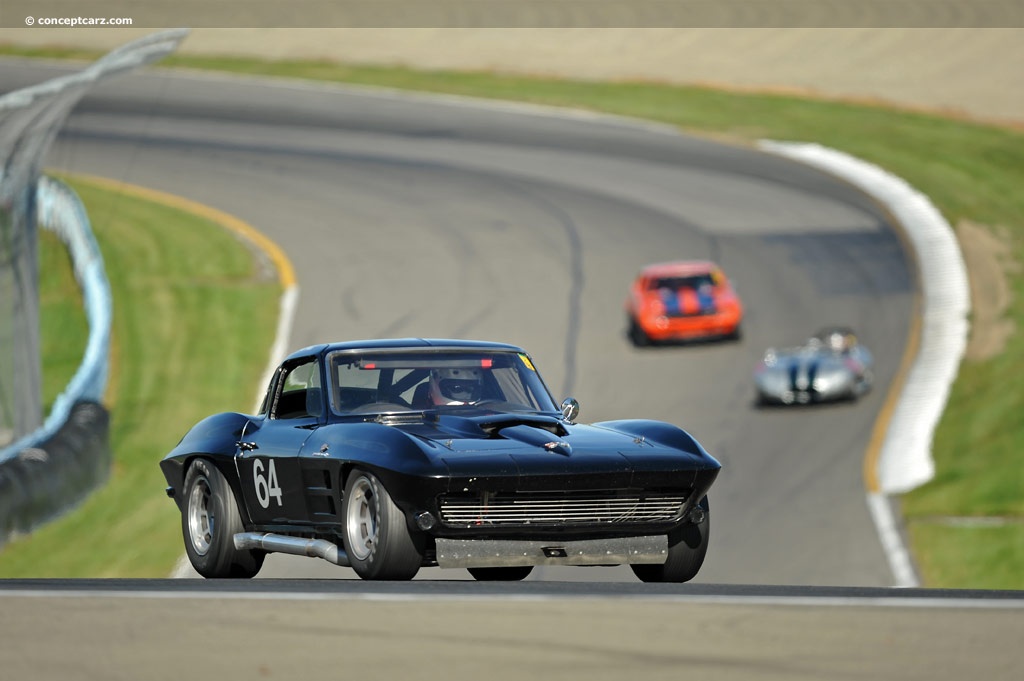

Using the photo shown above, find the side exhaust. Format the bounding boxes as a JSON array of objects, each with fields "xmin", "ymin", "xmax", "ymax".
[{"xmin": 233, "ymin": 532, "xmax": 350, "ymax": 567}]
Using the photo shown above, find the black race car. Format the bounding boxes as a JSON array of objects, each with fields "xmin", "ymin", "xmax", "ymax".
[{"xmin": 160, "ymin": 338, "xmax": 721, "ymax": 582}]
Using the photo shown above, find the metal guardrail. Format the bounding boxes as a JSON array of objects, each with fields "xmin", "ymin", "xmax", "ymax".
[
  {"xmin": 0, "ymin": 29, "xmax": 187, "ymax": 545},
  {"xmin": 0, "ymin": 177, "xmax": 111, "ymax": 463}
]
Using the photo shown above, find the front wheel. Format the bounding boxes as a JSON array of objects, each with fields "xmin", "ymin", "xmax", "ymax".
[
  {"xmin": 182, "ymin": 458, "xmax": 264, "ymax": 578},
  {"xmin": 467, "ymin": 566, "xmax": 534, "ymax": 581},
  {"xmin": 854, "ymin": 369, "xmax": 874, "ymax": 397},
  {"xmin": 342, "ymin": 469, "xmax": 423, "ymax": 580},
  {"xmin": 628, "ymin": 317, "xmax": 650, "ymax": 347},
  {"xmin": 631, "ymin": 496, "xmax": 710, "ymax": 583}
]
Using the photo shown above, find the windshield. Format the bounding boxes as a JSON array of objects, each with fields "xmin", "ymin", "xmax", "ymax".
[
  {"xmin": 325, "ymin": 349, "xmax": 559, "ymax": 415},
  {"xmin": 648, "ymin": 274, "xmax": 716, "ymax": 291}
]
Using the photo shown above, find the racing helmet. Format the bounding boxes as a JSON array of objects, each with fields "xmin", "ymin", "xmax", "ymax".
[
  {"xmin": 827, "ymin": 331, "xmax": 850, "ymax": 352},
  {"xmin": 429, "ymin": 367, "xmax": 482, "ymax": 405}
]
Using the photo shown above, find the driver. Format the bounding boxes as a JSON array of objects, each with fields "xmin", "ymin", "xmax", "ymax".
[
  {"xmin": 429, "ymin": 367, "xmax": 483, "ymax": 405},
  {"xmin": 826, "ymin": 331, "xmax": 851, "ymax": 353}
]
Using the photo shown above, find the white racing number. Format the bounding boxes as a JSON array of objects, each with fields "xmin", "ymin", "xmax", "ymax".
[{"xmin": 253, "ymin": 459, "xmax": 283, "ymax": 508}]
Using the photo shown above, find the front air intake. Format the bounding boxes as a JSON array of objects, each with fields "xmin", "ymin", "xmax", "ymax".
[{"xmin": 439, "ymin": 491, "xmax": 686, "ymax": 527}]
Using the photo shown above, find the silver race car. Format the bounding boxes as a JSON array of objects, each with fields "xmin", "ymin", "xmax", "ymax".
[{"xmin": 754, "ymin": 327, "xmax": 874, "ymax": 406}]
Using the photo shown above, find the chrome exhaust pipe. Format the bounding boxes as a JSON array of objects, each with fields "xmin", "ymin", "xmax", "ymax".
[{"xmin": 233, "ymin": 532, "xmax": 350, "ymax": 567}]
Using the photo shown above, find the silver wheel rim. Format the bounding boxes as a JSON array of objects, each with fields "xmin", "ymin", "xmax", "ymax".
[
  {"xmin": 345, "ymin": 476, "xmax": 377, "ymax": 561},
  {"xmin": 187, "ymin": 475, "xmax": 214, "ymax": 556}
]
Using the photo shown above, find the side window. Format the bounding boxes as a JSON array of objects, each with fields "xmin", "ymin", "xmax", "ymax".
[{"xmin": 272, "ymin": 358, "xmax": 322, "ymax": 420}]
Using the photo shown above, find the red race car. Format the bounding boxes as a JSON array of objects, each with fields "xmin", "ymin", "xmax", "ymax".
[{"xmin": 626, "ymin": 260, "xmax": 743, "ymax": 346}]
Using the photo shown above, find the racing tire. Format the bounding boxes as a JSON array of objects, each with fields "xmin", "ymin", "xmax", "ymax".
[
  {"xmin": 182, "ymin": 458, "xmax": 265, "ymax": 579},
  {"xmin": 630, "ymin": 496, "xmax": 710, "ymax": 583},
  {"xmin": 628, "ymin": 317, "xmax": 650, "ymax": 347},
  {"xmin": 467, "ymin": 566, "xmax": 534, "ymax": 581},
  {"xmin": 854, "ymin": 369, "xmax": 874, "ymax": 398},
  {"xmin": 343, "ymin": 469, "xmax": 423, "ymax": 580}
]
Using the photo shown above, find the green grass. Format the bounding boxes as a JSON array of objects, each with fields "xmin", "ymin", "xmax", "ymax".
[
  {"xmin": 38, "ymin": 228, "xmax": 88, "ymax": 416},
  {"xmin": 909, "ymin": 521, "xmax": 1024, "ymax": 590},
  {"xmin": 2, "ymin": 46, "xmax": 1022, "ymax": 586},
  {"xmin": 0, "ymin": 177, "xmax": 279, "ymax": 577}
]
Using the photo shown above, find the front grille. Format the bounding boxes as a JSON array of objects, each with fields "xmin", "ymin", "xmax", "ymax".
[{"xmin": 439, "ymin": 491, "xmax": 686, "ymax": 527}]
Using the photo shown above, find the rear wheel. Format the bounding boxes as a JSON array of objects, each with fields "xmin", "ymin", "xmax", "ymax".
[
  {"xmin": 467, "ymin": 566, "xmax": 534, "ymax": 581},
  {"xmin": 343, "ymin": 469, "xmax": 423, "ymax": 580},
  {"xmin": 631, "ymin": 496, "xmax": 710, "ymax": 583},
  {"xmin": 182, "ymin": 458, "xmax": 264, "ymax": 579}
]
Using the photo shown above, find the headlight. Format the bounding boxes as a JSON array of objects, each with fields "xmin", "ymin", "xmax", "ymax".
[{"xmin": 414, "ymin": 511, "xmax": 436, "ymax": 531}]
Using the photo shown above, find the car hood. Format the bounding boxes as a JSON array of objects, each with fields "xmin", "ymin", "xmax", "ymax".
[
  {"xmin": 761, "ymin": 351, "xmax": 849, "ymax": 374},
  {"xmin": 386, "ymin": 412, "xmax": 709, "ymax": 488},
  {"xmin": 401, "ymin": 413, "xmax": 657, "ymax": 450}
]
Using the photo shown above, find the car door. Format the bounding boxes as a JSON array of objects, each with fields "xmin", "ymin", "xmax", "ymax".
[{"xmin": 235, "ymin": 356, "xmax": 324, "ymax": 526}]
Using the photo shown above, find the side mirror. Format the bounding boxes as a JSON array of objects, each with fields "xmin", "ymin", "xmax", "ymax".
[{"xmin": 560, "ymin": 397, "xmax": 579, "ymax": 423}]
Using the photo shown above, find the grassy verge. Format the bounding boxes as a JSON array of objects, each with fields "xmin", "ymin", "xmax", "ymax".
[
  {"xmin": 1, "ymin": 47, "xmax": 1021, "ymax": 586},
  {"xmin": 0, "ymin": 176, "xmax": 279, "ymax": 577},
  {"xmin": 37, "ymin": 228, "xmax": 88, "ymax": 417}
]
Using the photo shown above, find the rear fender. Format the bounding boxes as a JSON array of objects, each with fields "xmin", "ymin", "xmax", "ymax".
[
  {"xmin": 172, "ymin": 454, "xmax": 255, "ymax": 527},
  {"xmin": 160, "ymin": 412, "xmax": 254, "ymax": 522}
]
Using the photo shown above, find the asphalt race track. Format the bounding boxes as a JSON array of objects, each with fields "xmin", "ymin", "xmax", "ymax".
[
  {"xmin": 1, "ymin": 579, "xmax": 1022, "ymax": 681},
  {"xmin": 5, "ymin": 61, "xmax": 1013, "ymax": 680},
  {"xmin": 2, "ymin": 61, "xmax": 913, "ymax": 585}
]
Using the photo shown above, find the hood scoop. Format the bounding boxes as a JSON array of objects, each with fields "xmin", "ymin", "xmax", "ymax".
[
  {"xmin": 474, "ymin": 414, "xmax": 567, "ymax": 438},
  {"xmin": 432, "ymin": 414, "xmax": 571, "ymax": 452},
  {"xmin": 495, "ymin": 424, "xmax": 573, "ymax": 456},
  {"xmin": 373, "ymin": 412, "xmax": 435, "ymax": 426}
]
